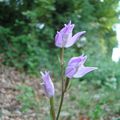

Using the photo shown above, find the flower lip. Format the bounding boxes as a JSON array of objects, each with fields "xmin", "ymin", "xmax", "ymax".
[{"xmin": 65, "ymin": 55, "xmax": 97, "ymax": 78}]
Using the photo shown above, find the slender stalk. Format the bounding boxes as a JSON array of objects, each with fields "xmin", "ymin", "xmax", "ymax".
[
  {"xmin": 64, "ymin": 77, "xmax": 70, "ymax": 92},
  {"xmin": 56, "ymin": 78, "xmax": 70, "ymax": 120},
  {"xmin": 56, "ymin": 48, "xmax": 64, "ymax": 120},
  {"xmin": 56, "ymin": 92, "xmax": 64, "ymax": 120},
  {"xmin": 50, "ymin": 97, "xmax": 55, "ymax": 120},
  {"xmin": 60, "ymin": 48, "xmax": 64, "ymax": 92}
]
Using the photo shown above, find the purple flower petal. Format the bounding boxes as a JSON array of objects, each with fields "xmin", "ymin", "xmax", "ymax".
[
  {"xmin": 65, "ymin": 55, "xmax": 97, "ymax": 79},
  {"xmin": 55, "ymin": 32, "xmax": 63, "ymax": 47},
  {"xmin": 59, "ymin": 21, "xmax": 74, "ymax": 34},
  {"xmin": 73, "ymin": 66, "xmax": 97, "ymax": 78},
  {"xmin": 65, "ymin": 31, "xmax": 86, "ymax": 48},
  {"xmin": 68, "ymin": 55, "xmax": 87, "ymax": 66},
  {"xmin": 55, "ymin": 21, "xmax": 85, "ymax": 48},
  {"xmin": 65, "ymin": 66, "xmax": 76, "ymax": 79},
  {"xmin": 41, "ymin": 71, "xmax": 55, "ymax": 98}
]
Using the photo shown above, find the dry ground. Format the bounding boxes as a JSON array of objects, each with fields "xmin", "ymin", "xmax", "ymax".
[
  {"xmin": 0, "ymin": 65, "xmax": 120, "ymax": 120},
  {"xmin": 0, "ymin": 65, "xmax": 44, "ymax": 120}
]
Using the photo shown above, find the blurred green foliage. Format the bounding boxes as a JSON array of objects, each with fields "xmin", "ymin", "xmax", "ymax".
[
  {"xmin": 0, "ymin": 0, "xmax": 120, "ymax": 79},
  {"xmin": 82, "ymin": 55, "xmax": 120, "ymax": 87},
  {"xmin": 69, "ymin": 80, "xmax": 120, "ymax": 119}
]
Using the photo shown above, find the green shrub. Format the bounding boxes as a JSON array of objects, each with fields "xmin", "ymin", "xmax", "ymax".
[{"xmin": 0, "ymin": 0, "xmax": 119, "ymax": 75}]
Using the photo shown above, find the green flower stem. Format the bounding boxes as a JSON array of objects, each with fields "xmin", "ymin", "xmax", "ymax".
[
  {"xmin": 60, "ymin": 48, "xmax": 64, "ymax": 92},
  {"xmin": 50, "ymin": 97, "xmax": 55, "ymax": 120},
  {"xmin": 56, "ymin": 48, "xmax": 71, "ymax": 120},
  {"xmin": 56, "ymin": 91, "xmax": 64, "ymax": 120},
  {"xmin": 56, "ymin": 48, "xmax": 65, "ymax": 120},
  {"xmin": 64, "ymin": 77, "xmax": 70, "ymax": 92},
  {"xmin": 56, "ymin": 78, "xmax": 70, "ymax": 120}
]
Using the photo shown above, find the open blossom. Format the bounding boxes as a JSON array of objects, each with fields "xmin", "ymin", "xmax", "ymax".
[
  {"xmin": 65, "ymin": 55, "xmax": 97, "ymax": 79},
  {"xmin": 41, "ymin": 71, "xmax": 55, "ymax": 98},
  {"xmin": 55, "ymin": 21, "xmax": 86, "ymax": 48}
]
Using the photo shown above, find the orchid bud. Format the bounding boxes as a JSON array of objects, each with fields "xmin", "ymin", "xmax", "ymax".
[{"xmin": 41, "ymin": 71, "xmax": 55, "ymax": 98}]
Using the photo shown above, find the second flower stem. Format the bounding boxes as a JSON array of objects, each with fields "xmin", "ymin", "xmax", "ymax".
[
  {"xmin": 60, "ymin": 48, "xmax": 64, "ymax": 93},
  {"xmin": 50, "ymin": 97, "xmax": 55, "ymax": 120},
  {"xmin": 56, "ymin": 78, "xmax": 70, "ymax": 120},
  {"xmin": 56, "ymin": 48, "xmax": 70, "ymax": 120},
  {"xmin": 56, "ymin": 48, "xmax": 64, "ymax": 120},
  {"xmin": 56, "ymin": 91, "xmax": 65, "ymax": 120}
]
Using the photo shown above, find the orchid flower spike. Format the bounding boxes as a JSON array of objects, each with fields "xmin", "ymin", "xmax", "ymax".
[
  {"xmin": 55, "ymin": 21, "xmax": 86, "ymax": 48},
  {"xmin": 41, "ymin": 71, "xmax": 55, "ymax": 98},
  {"xmin": 65, "ymin": 55, "xmax": 97, "ymax": 78}
]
